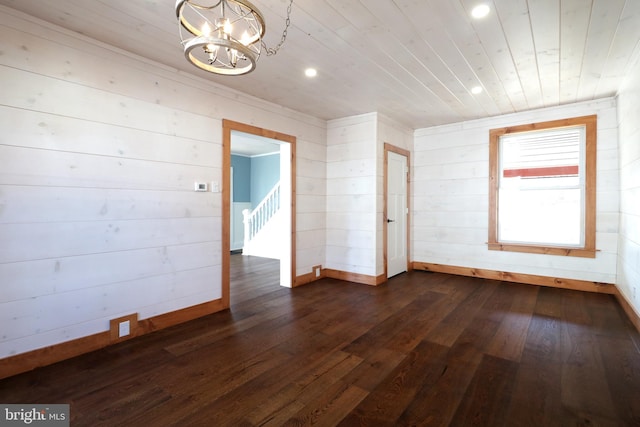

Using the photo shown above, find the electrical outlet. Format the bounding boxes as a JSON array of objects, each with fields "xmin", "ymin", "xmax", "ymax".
[
  {"xmin": 110, "ymin": 313, "xmax": 138, "ymax": 343},
  {"xmin": 118, "ymin": 320, "xmax": 130, "ymax": 338},
  {"xmin": 313, "ymin": 265, "xmax": 321, "ymax": 278}
]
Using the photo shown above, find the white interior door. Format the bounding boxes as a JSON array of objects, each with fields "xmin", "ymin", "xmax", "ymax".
[{"xmin": 387, "ymin": 151, "xmax": 408, "ymax": 278}]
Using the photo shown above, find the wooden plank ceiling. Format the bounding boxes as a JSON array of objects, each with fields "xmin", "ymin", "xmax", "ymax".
[{"xmin": 1, "ymin": 0, "xmax": 639, "ymax": 129}]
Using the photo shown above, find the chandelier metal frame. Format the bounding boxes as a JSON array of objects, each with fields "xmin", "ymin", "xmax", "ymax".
[
  {"xmin": 176, "ymin": 0, "xmax": 293, "ymax": 76},
  {"xmin": 176, "ymin": 0, "xmax": 265, "ymax": 75}
]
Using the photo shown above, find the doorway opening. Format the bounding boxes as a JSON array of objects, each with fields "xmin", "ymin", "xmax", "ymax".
[{"xmin": 222, "ymin": 120, "xmax": 296, "ymax": 308}]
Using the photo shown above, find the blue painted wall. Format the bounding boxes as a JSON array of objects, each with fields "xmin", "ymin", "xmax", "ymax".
[
  {"xmin": 251, "ymin": 154, "xmax": 280, "ymax": 208},
  {"xmin": 231, "ymin": 153, "xmax": 280, "ymax": 207},
  {"xmin": 231, "ymin": 155, "xmax": 251, "ymax": 202}
]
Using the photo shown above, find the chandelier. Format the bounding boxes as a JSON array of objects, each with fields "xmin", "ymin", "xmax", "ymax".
[{"xmin": 176, "ymin": 0, "xmax": 292, "ymax": 76}]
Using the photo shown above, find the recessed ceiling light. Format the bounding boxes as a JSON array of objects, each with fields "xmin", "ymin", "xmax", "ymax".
[
  {"xmin": 471, "ymin": 4, "xmax": 490, "ymax": 19},
  {"xmin": 471, "ymin": 86, "xmax": 483, "ymax": 94},
  {"xmin": 305, "ymin": 68, "xmax": 317, "ymax": 78}
]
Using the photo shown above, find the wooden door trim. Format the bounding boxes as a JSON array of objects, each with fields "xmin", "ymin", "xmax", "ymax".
[
  {"xmin": 222, "ymin": 119, "xmax": 297, "ymax": 307},
  {"xmin": 383, "ymin": 143, "xmax": 411, "ymax": 280}
]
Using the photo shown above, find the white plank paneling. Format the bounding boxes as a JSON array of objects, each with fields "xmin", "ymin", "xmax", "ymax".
[
  {"xmin": 326, "ymin": 176, "xmax": 376, "ymax": 196},
  {"xmin": 413, "ymin": 162, "xmax": 488, "ymax": 181},
  {"xmin": 617, "ymin": 52, "xmax": 640, "ymax": 312},
  {"xmin": 0, "ymin": 145, "xmax": 217, "ymax": 191},
  {"xmin": 414, "ymin": 144, "xmax": 488, "ymax": 166},
  {"xmin": 559, "ymin": 0, "xmax": 593, "ymax": 104},
  {"xmin": 0, "ymin": 186, "xmax": 218, "ymax": 224},
  {"xmin": 492, "ymin": 0, "xmax": 543, "ymax": 109},
  {"xmin": 413, "ymin": 211, "xmax": 489, "ymax": 229},
  {"xmin": 0, "ymin": 9, "xmax": 328, "ymax": 360},
  {"xmin": 413, "ymin": 98, "xmax": 619, "ymax": 284},
  {"xmin": 529, "ymin": 0, "xmax": 561, "ymax": 107},
  {"xmin": 326, "ymin": 114, "xmax": 378, "ymax": 276},
  {"xmin": 0, "ymin": 242, "xmax": 220, "ymax": 303},
  {"xmin": 578, "ymin": 0, "xmax": 628, "ymax": 100},
  {"xmin": 0, "ymin": 265, "xmax": 220, "ymax": 343},
  {"xmin": 326, "ymin": 159, "xmax": 376, "ymax": 178},
  {"xmin": 325, "ymin": 245, "xmax": 376, "ymax": 276},
  {"xmin": 0, "ymin": 107, "xmax": 217, "ymax": 168},
  {"xmin": 296, "ymin": 212, "xmax": 326, "ymax": 234},
  {"xmin": 1, "ymin": 0, "xmax": 638, "ymax": 129},
  {"xmin": 0, "ymin": 217, "xmax": 219, "ymax": 264},
  {"xmin": 296, "ymin": 176, "xmax": 324, "ymax": 196},
  {"xmin": 0, "ymin": 67, "xmax": 217, "ymax": 142},
  {"xmin": 326, "ymin": 194, "xmax": 376, "ymax": 214}
]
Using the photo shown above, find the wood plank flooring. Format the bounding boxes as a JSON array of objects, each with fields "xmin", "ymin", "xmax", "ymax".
[{"xmin": 1, "ymin": 255, "xmax": 640, "ymax": 426}]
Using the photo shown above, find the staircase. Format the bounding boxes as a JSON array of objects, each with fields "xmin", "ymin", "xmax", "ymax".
[{"xmin": 242, "ymin": 182, "xmax": 282, "ymax": 259}]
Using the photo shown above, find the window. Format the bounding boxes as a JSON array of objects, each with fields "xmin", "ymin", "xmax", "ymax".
[{"xmin": 488, "ymin": 115, "xmax": 596, "ymax": 258}]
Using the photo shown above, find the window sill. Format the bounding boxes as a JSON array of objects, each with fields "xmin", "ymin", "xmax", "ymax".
[{"xmin": 488, "ymin": 242, "xmax": 596, "ymax": 258}]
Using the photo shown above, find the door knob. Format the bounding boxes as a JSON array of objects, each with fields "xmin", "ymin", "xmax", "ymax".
[{"xmin": 387, "ymin": 218, "xmax": 395, "ymax": 223}]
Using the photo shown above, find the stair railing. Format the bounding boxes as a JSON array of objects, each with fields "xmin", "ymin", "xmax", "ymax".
[{"xmin": 242, "ymin": 182, "xmax": 280, "ymax": 245}]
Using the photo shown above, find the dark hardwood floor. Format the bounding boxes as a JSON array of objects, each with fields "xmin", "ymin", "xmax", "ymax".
[{"xmin": 1, "ymin": 255, "xmax": 640, "ymax": 426}]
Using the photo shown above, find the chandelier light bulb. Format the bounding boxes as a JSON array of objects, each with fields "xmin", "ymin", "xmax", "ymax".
[
  {"xmin": 205, "ymin": 42, "xmax": 218, "ymax": 65},
  {"xmin": 223, "ymin": 19, "xmax": 233, "ymax": 35},
  {"xmin": 215, "ymin": 18, "xmax": 228, "ymax": 38},
  {"xmin": 202, "ymin": 22, "xmax": 211, "ymax": 36},
  {"xmin": 229, "ymin": 49, "xmax": 238, "ymax": 67},
  {"xmin": 240, "ymin": 31, "xmax": 250, "ymax": 46}
]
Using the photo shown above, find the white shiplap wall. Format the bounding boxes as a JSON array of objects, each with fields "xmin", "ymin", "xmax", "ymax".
[
  {"xmin": 296, "ymin": 133, "xmax": 327, "ymax": 278},
  {"xmin": 617, "ymin": 53, "xmax": 640, "ymax": 316},
  {"xmin": 326, "ymin": 113, "xmax": 413, "ymax": 279},
  {"xmin": 376, "ymin": 115, "xmax": 414, "ymax": 276},
  {"xmin": 0, "ymin": 6, "xmax": 326, "ymax": 359},
  {"xmin": 413, "ymin": 98, "xmax": 619, "ymax": 284},
  {"xmin": 326, "ymin": 113, "xmax": 378, "ymax": 277}
]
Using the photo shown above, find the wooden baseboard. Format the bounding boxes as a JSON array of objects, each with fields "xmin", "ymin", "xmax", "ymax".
[
  {"xmin": 614, "ymin": 288, "xmax": 640, "ymax": 333},
  {"xmin": 296, "ymin": 268, "xmax": 325, "ymax": 287},
  {"xmin": 324, "ymin": 269, "xmax": 386, "ymax": 286},
  {"xmin": 411, "ymin": 262, "xmax": 616, "ymax": 294},
  {"xmin": 296, "ymin": 267, "xmax": 388, "ymax": 287},
  {"xmin": 138, "ymin": 299, "xmax": 225, "ymax": 333},
  {"xmin": 0, "ymin": 298, "xmax": 225, "ymax": 380}
]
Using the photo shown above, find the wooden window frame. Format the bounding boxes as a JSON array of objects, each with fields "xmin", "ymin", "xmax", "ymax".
[{"xmin": 488, "ymin": 115, "xmax": 597, "ymax": 258}]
